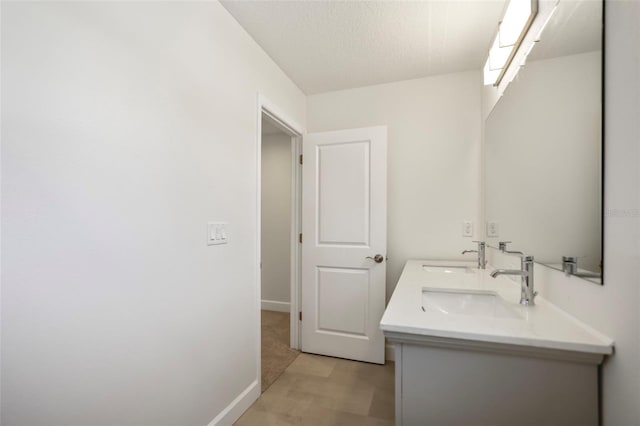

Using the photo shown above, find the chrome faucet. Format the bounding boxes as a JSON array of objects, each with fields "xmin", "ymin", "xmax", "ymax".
[
  {"xmin": 562, "ymin": 256, "xmax": 602, "ymax": 279},
  {"xmin": 490, "ymin": 255, "xmax": 537, "ymax": 306},
  {"xmin": 462, "ymin": 241, "xmax": 486, "ymax": 269},
  {"xmin": 498, "ymin": 241, "xmax": 523, "ymax": 255}
]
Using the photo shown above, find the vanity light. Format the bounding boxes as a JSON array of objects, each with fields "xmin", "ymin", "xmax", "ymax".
[
  {"xmin": 499, "ymin": 0, "xmax": 538, "ymax": 47},
  {"xmin": 489, "ymin": 31, "xmax": 512, "ymax": 70},
  {"xmin": 483, "ymin": 0, "xmax": 538, "ymax": 86},
  {"xmin": 483, "ymin": 57, "xmax": 501, "ymax": 86}
]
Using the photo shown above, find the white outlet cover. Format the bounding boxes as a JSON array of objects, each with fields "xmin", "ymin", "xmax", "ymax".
[
  {"xmin": 462, "ymin": 221, "xmax": 473, "ymax": 237},
  {"xmin": 487, "ymin": 221, "xmax": 499, "ymax": 237}
]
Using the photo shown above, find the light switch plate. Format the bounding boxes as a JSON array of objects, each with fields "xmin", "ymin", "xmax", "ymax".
[
  {"xmin": 208, "ymin": 222, "xmax": 228, "ymax": 245},
  {"xmin": 462, "ymin": 221, "xmax": 473, "ymax": 237}
]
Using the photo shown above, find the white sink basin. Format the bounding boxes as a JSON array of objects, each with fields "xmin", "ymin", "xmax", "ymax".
[
  {"xmin": 422, "ymin": 288, "xmax": 520, "ymax": 319},
  {"xmin": 422, "ymin": 265, "xmax": 474, "ymax": 274}
]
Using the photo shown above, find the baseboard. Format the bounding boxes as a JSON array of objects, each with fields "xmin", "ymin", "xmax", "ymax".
[
  {"xmin": 261, "ymin": 299, "xmax": 290, "ymax": 312},
  {"xmin": 385, "ymin": 343, "xmax": 395, "ymax": 362},
  {"xmin": 207, "ymin": 380, "xmax": 259, "ymax": 426}
]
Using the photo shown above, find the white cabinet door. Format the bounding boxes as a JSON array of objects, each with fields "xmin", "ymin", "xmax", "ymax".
[{"xmin": 301, "ymin": 126, "xmax": 387, "ymax": 364}]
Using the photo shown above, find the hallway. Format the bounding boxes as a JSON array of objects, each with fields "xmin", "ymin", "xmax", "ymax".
[{"xmin": 261, "ymin": 310, "xmax": 300, "ymax": 392}]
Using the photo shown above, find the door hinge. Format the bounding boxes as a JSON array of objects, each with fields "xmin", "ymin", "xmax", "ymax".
[
  {"xmin": 299, "ymin": 154, "xmax": 303, "ymax": 165},
  {"xmin": 299, "ymin": 233, "xmax": 303, "ymax": 243},
  {"xmin": 299, "ymin": 312, "xmax": 302, "ymax": 321}
]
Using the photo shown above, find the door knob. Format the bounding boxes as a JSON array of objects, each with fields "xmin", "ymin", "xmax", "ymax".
[{"xmin": 366, "ymin": 254, "xmax": 384, "ymax": 263}]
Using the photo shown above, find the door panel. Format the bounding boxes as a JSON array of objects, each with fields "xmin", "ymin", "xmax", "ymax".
[
  {"xmin": 317, "ymin": 267, "xmax": 369, "ymax": 336},
  {"xmin": 317, "ymin": 141, "xmax": 370, "ymax": 245},
  {"xmin": 301, "ymin": 126, "xmax": 387, "ymax": 364}
]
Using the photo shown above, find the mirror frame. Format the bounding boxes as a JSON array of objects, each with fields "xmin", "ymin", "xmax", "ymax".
[{"xmin": 599, "ymin": 0, "xmax": 606, "ymax": 285}]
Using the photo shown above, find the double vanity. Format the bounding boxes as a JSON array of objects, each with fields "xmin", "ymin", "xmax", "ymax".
[
  {"xmin": 379, "ymin": 1, "xmax": 610, "ymax": 424},
  {"xmin": 380, "ymin": 259, "xmax": 613, "ymax": 426}
]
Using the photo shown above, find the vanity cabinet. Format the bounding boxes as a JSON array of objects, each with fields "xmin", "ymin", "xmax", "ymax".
[
  {"xmin": 388, "ymin": 333, "xmax": 601, "ymax": 426},
  {"xmin": 380, "ymin": 260, "xmax": 612, "ymax": 426}
]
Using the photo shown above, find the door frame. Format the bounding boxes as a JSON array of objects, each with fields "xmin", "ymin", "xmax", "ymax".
[{"xmin": 256, "ymin": 94, "xmax": 304, "ymax": 381}]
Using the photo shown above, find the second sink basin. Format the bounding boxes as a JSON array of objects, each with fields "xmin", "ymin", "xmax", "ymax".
[
  {"xmin": 422, "ymin": 288, "xmax": 520, "ymax": 319},
  {"xmin": 422, "ymin": 265, "xmax": 474, "ymax": 274}
]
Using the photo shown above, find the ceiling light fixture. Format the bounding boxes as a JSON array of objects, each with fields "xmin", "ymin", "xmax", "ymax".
[{"xmin": 483, "ymin": 0, "xmax": 538, "ymax": 87}]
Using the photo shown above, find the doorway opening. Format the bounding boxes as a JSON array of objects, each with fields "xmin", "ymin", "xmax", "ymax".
[{"xmin": 257, "ymin": 98, "xmax": 303, "ymax": 392}]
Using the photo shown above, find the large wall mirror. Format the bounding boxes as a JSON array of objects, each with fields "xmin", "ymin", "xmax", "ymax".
[{"xmin": 485, "ymin": 0, "xmax": 603, "ymax": 283}]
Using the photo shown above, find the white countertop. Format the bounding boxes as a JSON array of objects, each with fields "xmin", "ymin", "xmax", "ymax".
[{"xmin": 380, "ymin": 260, "xmax": 614, "ymax": 355}]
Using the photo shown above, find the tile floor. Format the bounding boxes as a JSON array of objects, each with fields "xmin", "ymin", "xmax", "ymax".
[{"xmin": 235, "ymin": 353, "xmax": 395, "ymax": 425}]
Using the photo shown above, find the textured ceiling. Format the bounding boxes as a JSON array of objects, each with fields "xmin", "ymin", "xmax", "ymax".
[{"xmin": 221, "ymin": 0, "xmax": 507, "ymax": 94}]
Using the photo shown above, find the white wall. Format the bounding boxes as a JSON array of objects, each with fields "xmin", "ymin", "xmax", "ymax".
[
  {"xmin": 1, "ymin": 2, "xmax": 305, "ymax": 425},
  {"xmin": 261, "ymin": 130, "xmax": 291, "ymax": 307},
  {"xmin": 307, "ymin": 72, "xmax": 482, "ymax": 299},
  {"xmin": 485, "ymin": 51, "xmax": 602, "ymax": 271},
  {"xmin": 486, "ymin": 2, "xmax": 640, "ymax": 424}
]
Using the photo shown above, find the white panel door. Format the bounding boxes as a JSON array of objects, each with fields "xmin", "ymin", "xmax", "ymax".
[{"xmin": 301, "ymin": 126, "xmax": 387, "ymax": 364}]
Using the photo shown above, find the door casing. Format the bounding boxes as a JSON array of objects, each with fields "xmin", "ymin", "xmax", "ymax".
[{"xmin": 256, "ymin": 94, "xmax": 305, "ymax": 389}]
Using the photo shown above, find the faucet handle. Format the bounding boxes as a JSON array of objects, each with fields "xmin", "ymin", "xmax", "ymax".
[
  {"xmin": 498, "ymin": 241, "xmax": 512, "ymax": 251},
  {"xmin": 562, "ymin": 256, "xmax": 578, "ymax": 275}
]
